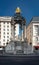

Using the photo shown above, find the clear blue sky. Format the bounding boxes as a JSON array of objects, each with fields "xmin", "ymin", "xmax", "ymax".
[{"xmin": 0, "ymin": 0, "xmax": 39, "ymax": 25}]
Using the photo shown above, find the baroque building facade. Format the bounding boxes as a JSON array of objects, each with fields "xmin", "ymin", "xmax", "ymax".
[
  {"xmin": 0, "ymin": 16, "xmax": 11, "ymax": 49},
  {"xmin": 27, "ymin": 17, "xmax": 39, "ymax": 50}
]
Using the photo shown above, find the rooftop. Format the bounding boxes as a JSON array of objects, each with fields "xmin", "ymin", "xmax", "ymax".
[
  {"xmin": 0, "ymin": 16, "xmax": 11, "ymax": 21},
  {"xmin": 27, "ymin": 17, "xmax": 39, "ymax": 27},
  {"xmin": 31, "ymin": 17, "xmax": 39, "ymax": 22}
]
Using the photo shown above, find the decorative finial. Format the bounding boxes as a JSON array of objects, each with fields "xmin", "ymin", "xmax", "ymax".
[{"xmin": 15, "ymin": 7, "xmax": 21, "ymax": 13}]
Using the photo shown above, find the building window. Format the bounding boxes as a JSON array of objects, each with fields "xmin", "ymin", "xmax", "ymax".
[
  {"xmin": 3, "ymin": 32, "xmax": 5, "ymax": 34},
  {"xmin": 36, "ymin": 37, "xmax": 38, "ymax": 41},
  {"xmin": 0, "ymin": 41, "xmax": 1, "ymax": 45},
  {"xmin": 0, "ymin": 35, "xmax": 1, "ymax": 38},
  {"xmin": 0, "ymin": 28, "xmax": 1, "ymax": 30},
  {"xmin": 35, "ymin": 25, "xmax": 38, "ymax": 36},
  {"xmin": 0, "ymin": 24, "xmax": 1, "ymax": 27},
  {"xmin": 7, "ymin": 26, "xmax": 9, "ymax": 27},
  {"xmin": 0, "ymin": 41, "xmax": 1, "ymax": 43},
  {"xmin": 4, "ymin": 25, "xmax": 5, "ymax": 27},
  {"xmin": 7, "ymin": 39, "xmax": 9, "ymax": 42},
  {"xmin": 4, "ymin": 22, "xmax": 5, "ymax": 24},
  {"xmin": 7, "ymin": 36, "xmax": 9, "ymax": 38},
  {"xmin": 3, "ymin": 29, "xmax": 5, "ymax": 31},
  {"xmin": 7, "ymin": 22, "xmax": 9, "ymax": 24},
  {"xmin": 3, "ymin": 36, "xmax": 5, "ymax": 38},
  {"xmin": 7, "ymin": 29, "xmax": 9, "ymax": 31},
  {"xmin": 0, "ymin": 32, "xmax": 1, "ymax": 34},
  {"xmin": 3, "ymin": 43, "xmax": 5, "ymax": 45},
  {"xmin": 3, "ymin": 39, "xmax": 5, "ymax": 41},
  {"xmin": 7, "ymin": 32, "xmax": 9, "ymax": 34},
  {"xmin": 38, "ymin": 26, "xmax": 39, "ymax": 35}
]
